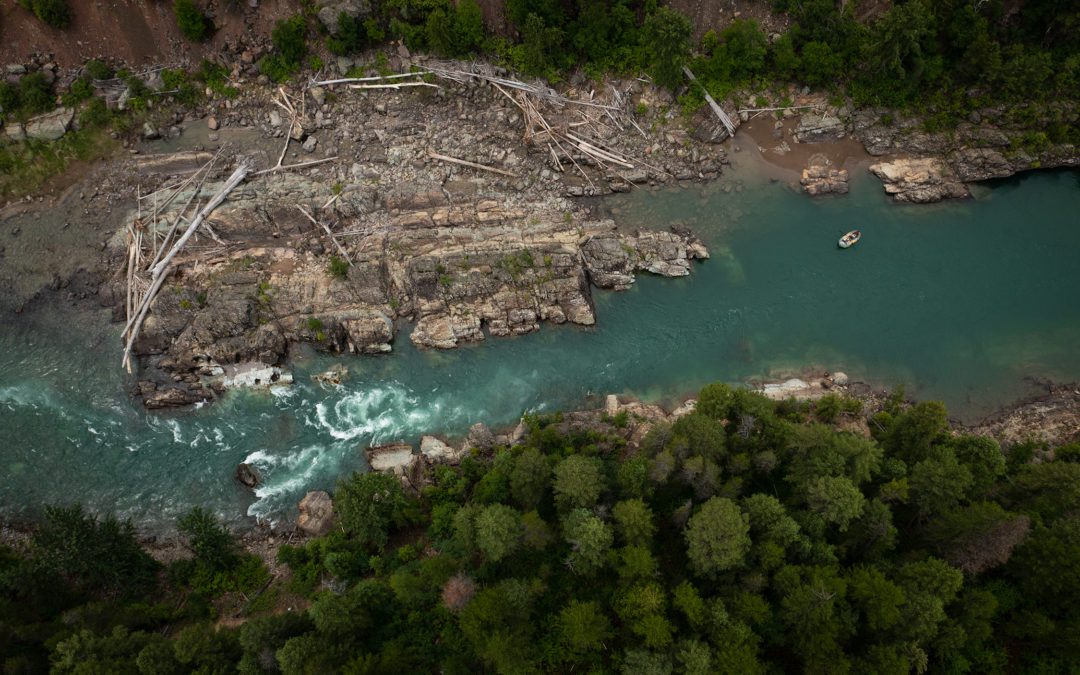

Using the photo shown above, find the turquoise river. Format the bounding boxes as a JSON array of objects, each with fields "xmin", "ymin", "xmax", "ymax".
[{"xmin": 2, "ymin": 159, "xmax": 1079, "ymax": 530}]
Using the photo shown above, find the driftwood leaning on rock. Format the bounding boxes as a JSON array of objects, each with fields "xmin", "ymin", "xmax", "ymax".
[
  {"xmin": 122, "ymin": 160, "xmax": 251, "ymax": 372},
  {"xmin": 310, "ymin": 64, "xmax": 667, "ymax": 188},
  {"xmin": 682, "ymin": 65, "xmax": 735, "ymax": 138}
]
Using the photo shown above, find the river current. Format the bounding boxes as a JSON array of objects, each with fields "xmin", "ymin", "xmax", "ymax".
[{"xmin": 2, "ymin": 158, "xmax": 1079, "ymax": 530}]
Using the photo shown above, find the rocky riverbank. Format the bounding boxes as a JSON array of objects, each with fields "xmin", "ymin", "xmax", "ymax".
[
  {"xmin": 83, "ymin": 59, "xmax": 723, "ymax": 408},
  {"xmin": 717, "ymin": 88, "xmax": 1079, "ymax": 202}
]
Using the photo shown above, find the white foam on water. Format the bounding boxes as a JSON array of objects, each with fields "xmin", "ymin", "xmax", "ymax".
[
  {"xmin": 153, "ymin": 418, "xmax": 184, "ymax": 444},
  {"xmin": 270, "ymin": 386, "xmax": 297, "ymax": 402},
  {"xmin": 244, "ymin": 443, "xmax": 336, "ymax": 523},
  {"xmin": 0, "ymin": 384, "xmax": 52, "ymax": 409},
  {"xmin": 313, "ymin": 382, "xmax": 426, "ymax": 442}
]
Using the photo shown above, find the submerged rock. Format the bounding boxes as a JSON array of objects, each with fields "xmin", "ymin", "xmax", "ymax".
[{"xmin": 312, "ymin": 363, "xmax": 349, "ymax": 386}]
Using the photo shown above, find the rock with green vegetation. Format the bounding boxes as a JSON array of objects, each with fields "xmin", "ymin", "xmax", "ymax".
[{"xmin": 25, "ymin": 106, "xmax": 73, "ymax": 141}]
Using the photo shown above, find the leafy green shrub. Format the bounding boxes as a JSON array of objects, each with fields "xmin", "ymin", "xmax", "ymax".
[
  {"xmin": 161, "ymin": 69, "xmax": 202, "ymax": 105},
  {"xmin": 174, "ymin": 0, "xmax": 209, "ymax": 42},
  {"xmin": 178, "ymin": 506, "xmax": 239, "ymax": 572},
  {"xmin": 19, "ymin": 0, "xmax": 70, "ymax": 29},
  {"xmin": 195, "ymin": 59, "xmax": 228, "ymax": 91},
  {"xmin": 79, "ymin": 97, "xmax": 111, "ymax": 129},
  {"xmin": 84, "ymin": 59, "xmax": 113, "ymax": 80},
  {"xmin": 0, "ymin": 82, "xmax": 19, "ymax": 115},
  {"xmin": 335, "ymin": 471, "xmax": 410, "ymax": 552},
  {"xmin": 32, "ymin": 504, "xmax": 160, "ymax": 597},
  {"xmin": 60, "ymin": 77, "xmax": 94, "ymax": 106},
  {"xmin": 19, "ymin": 72, "xmax": 55, "ymax": 115},
  {"xmin": 274, "ymin": 15, "xmax": 308, "ymax": 63},
  {"xmin": 327, "ymin": 256, "xmax": 349, "ymax": 280},
  {"xmin": 258, "ymin": 55, "xmax": 295, "ymax": 83}
]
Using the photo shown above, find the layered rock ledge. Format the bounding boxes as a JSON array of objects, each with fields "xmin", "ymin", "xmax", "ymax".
[{"xmin": 107, "ymin": 162, "xmax": 707, "ymax": 408}]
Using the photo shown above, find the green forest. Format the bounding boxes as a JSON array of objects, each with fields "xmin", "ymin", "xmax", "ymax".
[
  {"xmin": 310, "ymin": 0, "xmax": 1080, "ymax": 122},
  {"xmin": 4, "ymin": 384, "xmax": 1080, "ymax": 673}
]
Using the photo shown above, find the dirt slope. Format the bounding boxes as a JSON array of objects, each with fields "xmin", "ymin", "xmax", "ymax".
[{"xmin": 0, "ymin": 0, "xmax": 296, "ymax": 69}]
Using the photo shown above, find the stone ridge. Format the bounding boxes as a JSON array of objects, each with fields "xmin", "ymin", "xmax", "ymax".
[{"xmin": 110, "ymin": 167, "xmax": 708, "ymax": 408}]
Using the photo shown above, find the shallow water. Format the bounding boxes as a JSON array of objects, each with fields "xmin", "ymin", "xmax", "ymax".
[{"xmin": 2, "ymin": 160, "xmax": 1079, "ymax": 530}]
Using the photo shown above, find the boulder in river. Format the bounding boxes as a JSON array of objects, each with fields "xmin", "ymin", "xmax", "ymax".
[
  {"xmin": 366, "ymin": 442, "xmax": 414, "ymax": 472},
  {"xmin": 297, "ymin": 491, "xmax": 334, "ymax": 536},
  {"xmin": 868, "ymin": 157, "xmax": 970, "ymax": 203},
  {"xmin": 233, "ymin": 462, "xmax": 260, "ymax": 488}
]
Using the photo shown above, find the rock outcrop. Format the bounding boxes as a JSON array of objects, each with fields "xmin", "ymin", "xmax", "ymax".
[
  {"xmin": 296, "ymin": 491, "xmax": 334, "ymax": 537},
  {"xmin": 794, "ymin": 115, "xmax": 846, "ymax": 143},
  {"xmin": 851, "ymin": 104, "xmax": 1080, "ymax": 201},
  {"xmin": 111, "ymin": 163, "xmax": 708, "ymax": 405},
  {"xmin": 420, "ymin": 435, "xmax": 464, "ymax": 463},
  {"xmin": 365, "ymin": 442, "xmax": 414, "ymax": 472},
  {"xmin": 25, "ymin": 107, "xmax": 74, "ymax": 141},
  {"xmin": 101, "ymin": 64, "xmax": 723, "ymax": 407},
  {"xmin": 800, "ymin": 163, "xmax": 849, "ymax": 196},
  {"xmin": 868, "ymin": 157, "xmax": 970, "ymax": 203}
]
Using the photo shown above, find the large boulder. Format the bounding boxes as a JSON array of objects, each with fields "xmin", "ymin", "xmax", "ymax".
[
  {"xmin": 365, "ymin": 442, "xmax": 414, "ymax": 471},
  {"xmin": 233, "ymin": 462, "xmax": 260, "ymax": 488},
  {"xmin": 341, "ymin": 313, "xmax": 393, "ymax": 353},
  {"xmin": 801, "ymin": 163, "xmax": 850, "ymax": 196},
  {"xmin": 25, "ymin": 107, "xmax": 74, "ymax": 141},
  {"xmin": 296, "ymin": 491, "xmax": 334, "ymax": 536},
  {"xmin": 317, "ymin": 0, "xmax": 372, "ymax": 36},
  {"xmin": 466, "ymin": 423, "xmax": 495, "ymax": 452},
  {"xmin": 868, "ymin": 157, "xmax": 970, "ymax": 203},
  {"xmin": 948, "ymin": 147, "xmax": 1015, "ymax": 182},
  {"xmin": 420, "ymin": 435, "xmax": 465, "ymax": 463},
  {"xmin": 3, "ymin": 122, "xmax": 26, "ymax": 141},
  {"xmin": 794, "ymin": 115, "xmax": 846, "ymax": 143}
]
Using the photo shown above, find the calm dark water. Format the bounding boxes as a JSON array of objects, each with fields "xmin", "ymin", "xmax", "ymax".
[{"xmin": 2, "ymin": 165, "xmax": 1078, "ymax": 529}]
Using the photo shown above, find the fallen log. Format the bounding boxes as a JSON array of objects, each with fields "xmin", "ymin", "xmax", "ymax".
[
  {"xmin": 122, "ymin": 161, "xmax": 250, "ymax": 371},
  {"xmin": 296, "ymin": 204, "xmax": 352, "ymax": 265},
  {"xmin": 426, "ymin": 149, "xmax": 519, "ymax": 177}
]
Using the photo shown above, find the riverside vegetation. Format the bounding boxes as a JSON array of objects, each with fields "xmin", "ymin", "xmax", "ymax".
[
  {"xmin": 4, "ymin": 0, "xmax": 1080, "ymax": 198},
  {"xmin": 3, "ymin": 383, "xmax": 1080, "ymax": 673}
]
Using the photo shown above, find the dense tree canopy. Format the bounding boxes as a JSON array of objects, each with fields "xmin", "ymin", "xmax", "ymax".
[{"xmin": 4, "ymin": 382, "xmax": 1080, "ymax": 673}]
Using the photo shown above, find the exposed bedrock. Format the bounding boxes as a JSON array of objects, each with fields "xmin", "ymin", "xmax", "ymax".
[{"xmin": 106, "ymin": 169, "xmax": 708, "ymax": 405}]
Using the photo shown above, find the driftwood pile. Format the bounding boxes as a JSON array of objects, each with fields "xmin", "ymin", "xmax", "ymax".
[
  {"xmin": 311, "ymin": 63, "xmax": 675, "ymax": 189},
  {"xmin": 120, "ymin": 154, "xmax": 250, "ymax": 372}
]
